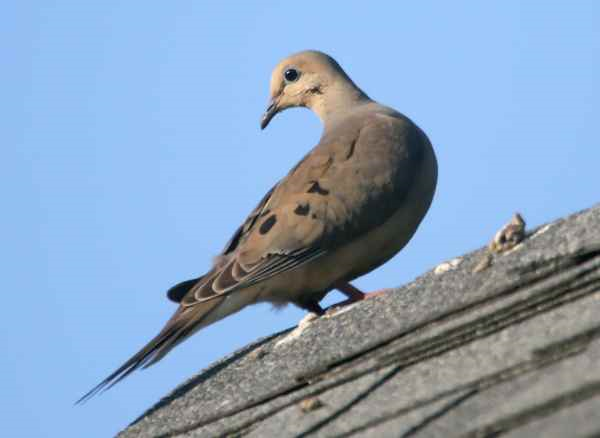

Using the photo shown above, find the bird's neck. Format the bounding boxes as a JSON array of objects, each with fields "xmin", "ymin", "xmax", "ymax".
[{"xmin": 310, "ymin": 81, "xmax": 371, "ymax": 126}]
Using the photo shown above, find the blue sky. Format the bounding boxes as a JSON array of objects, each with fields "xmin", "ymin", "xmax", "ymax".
[{"xmin": 2, "ymin": 2, "xmax": 599, "ymax": 437}]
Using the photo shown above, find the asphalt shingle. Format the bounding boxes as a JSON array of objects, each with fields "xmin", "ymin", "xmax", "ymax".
[{"xmin": 120, "ymin": 203, "xmax": 600, "ymax": 437}]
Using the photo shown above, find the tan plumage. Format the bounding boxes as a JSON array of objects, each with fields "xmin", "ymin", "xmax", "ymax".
[{"xmin": 77, "ymin": 50, "xmax": 437, "ymax": 403}]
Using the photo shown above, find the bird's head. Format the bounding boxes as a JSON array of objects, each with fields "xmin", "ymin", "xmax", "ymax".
[{"xmin": 260, "ymin": 50, "xmax": 367, "ymax": 129}]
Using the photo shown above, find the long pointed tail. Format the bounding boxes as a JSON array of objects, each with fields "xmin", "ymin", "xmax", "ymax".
[{"xmin": 75, "ymin": 295, "xmax": 225, "ymax": 404}]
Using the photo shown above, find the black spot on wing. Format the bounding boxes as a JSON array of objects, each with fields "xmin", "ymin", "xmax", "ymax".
[
  {"xmin": 307, "ymin": 181, "xmax": 329, "ymax": 195},
  {"xmin": 221, "ymin": 184, "xmax": 277, "ymax": 254},
  {"xmin": 294, "ymin": 203, "xmax": 310, "ymax": 216},
  {"xmin": 259, "ymin": 214, "xmax": 277, "ymax": 235},
  {"xmin": 345, "ymin": 138, "xmax": 357, "ymax": 159}
]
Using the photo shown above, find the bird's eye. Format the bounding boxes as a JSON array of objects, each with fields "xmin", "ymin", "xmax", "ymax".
[{"xmin": 284, "ymin": 68, "xmax": 300, "ymax": 83}]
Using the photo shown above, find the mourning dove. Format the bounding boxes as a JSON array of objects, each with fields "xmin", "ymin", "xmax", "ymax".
[{"xmin": 78, "ymin": 50, "xmax": 437, "ymax": 402}]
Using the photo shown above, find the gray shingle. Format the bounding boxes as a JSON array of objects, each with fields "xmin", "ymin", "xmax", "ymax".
[{"xmin": 119, "ymin": 203, "xmax": 600, "ymax": 438}]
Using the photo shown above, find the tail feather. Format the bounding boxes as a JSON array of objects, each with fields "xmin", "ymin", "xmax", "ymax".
[
  {"xmin": 76, "ymin": 265, "xmax": 263, "ymax": 404},
  {"xmin": 76, "ymin": 328, "xmax": 175, "ymax": 404},
  {"xmin": 75, "ymin": 296, "xmax": 224, "ymax": 404}
]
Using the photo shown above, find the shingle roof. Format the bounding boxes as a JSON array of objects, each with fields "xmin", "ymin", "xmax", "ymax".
[{"xmin": 119, "ymin": 203, "xmax": 600, "ymax": 438}]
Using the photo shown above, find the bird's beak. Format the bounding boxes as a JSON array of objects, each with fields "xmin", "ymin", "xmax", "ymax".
[{"xmin": 260, "ymin": 97, "xmax": 279, "ymax": 130}]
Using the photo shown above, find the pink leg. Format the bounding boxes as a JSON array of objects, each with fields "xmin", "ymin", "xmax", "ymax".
[
  {"xmin": 336, "ymin": 282, "xmax": 366, "ymax": 302},
  {"xmin": 323, "ymin": 282, "xmax": 389, "ymax": 314}
]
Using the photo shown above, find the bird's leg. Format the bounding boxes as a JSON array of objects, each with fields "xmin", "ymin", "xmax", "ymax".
[
  {"xmin": 293, "ymin": 298, "xmax": 326, "ymax": 316},
  {"xmin": 337, "ymin": 282, "xmax": 388, "ymax": 300},
  {"xmin": 304, "ymin": 302, "xmax": 326, "ymax": 316},
  {"xmin": 295, "ymin": 284, "xmax": 387, "ymax": 318},
  {"xmin": 335, "ymin": 282, "xmax": 366, "ymax": 302},
  {"xmin": 326, "ymin": 282, "xmax": 388, "ymax": 313}
]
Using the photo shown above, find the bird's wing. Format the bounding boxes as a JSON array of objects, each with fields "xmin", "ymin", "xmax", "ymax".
[{"xmin": 181, "ymin": 112, "xmax": 426, "ymax": 305}]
